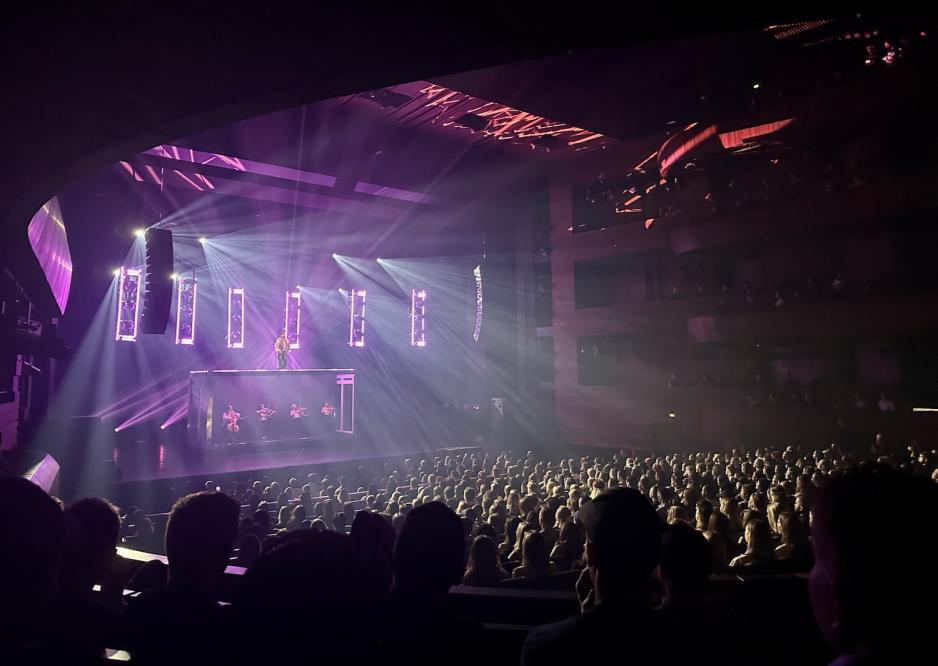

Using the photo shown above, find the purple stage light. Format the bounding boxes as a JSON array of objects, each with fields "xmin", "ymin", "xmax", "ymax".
[
  {"xmin": 285, "ymin": 289, "xmax": 301, "ymax": 349},
  {"xmin": 349, "ymin": 289, "xmax": 366, "ymax": 347},
  {"xmin": 411, "ymin": 289, "xmax": 426, "ymax": 347},
  {"xmin": 27, "ymin": 196, "xmax": 72, "ymax": 314},
  {"xmin": 228, "ymin": 287, "xmax": 245, "ymax": 348},
  {"xmin": 473, "ymin": 265, "xmax": 483, "ymax": 342},
  {"xmin": 115, "ymin": 267, "xmax": 142, "ymax": 342},
  {"xmin": 175, "ymin": 276, "xmax": 198, "ymax": 345}
]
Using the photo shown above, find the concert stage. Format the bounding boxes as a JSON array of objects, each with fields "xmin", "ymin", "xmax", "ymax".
[{"xmin": 187, "ymin": 368, "xmax": 355, "ymax": 448}]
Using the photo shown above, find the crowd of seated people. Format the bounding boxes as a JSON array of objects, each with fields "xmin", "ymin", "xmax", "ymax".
[{"xmin": 2, "ymin": 438, "xmax": 937, "ymax": 664}]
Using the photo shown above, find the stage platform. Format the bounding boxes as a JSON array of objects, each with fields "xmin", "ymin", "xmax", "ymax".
[
  {"xmin": 116, "ymin": 435, "xmax": 475, "ymax": 484},
  {"xmin": 187, "ymin": 368, "xmax": 355, "ymax": 448},
  {"xmin": 113, "ymin": 441, "xmax": 478, "ymax": 511}
]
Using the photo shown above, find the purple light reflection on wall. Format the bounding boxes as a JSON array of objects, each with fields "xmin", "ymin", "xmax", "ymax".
[
  {"xmin": 349, "ymin": 289, "xmax": 366, "ymax": 347},
  {"xmin": 27, "ymin": 196, "xmax": 72, "ymax": 314},
  {"xmin": 115, "ymin": 268, "xmax": 142, "ymax": 342}
]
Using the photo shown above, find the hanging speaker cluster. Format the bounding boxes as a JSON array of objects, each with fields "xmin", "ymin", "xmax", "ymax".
[{"xmin": 140, "ymin": 228, "xmax": 173, "ymax": 334}]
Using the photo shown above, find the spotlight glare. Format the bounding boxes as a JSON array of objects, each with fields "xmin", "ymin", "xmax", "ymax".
[
  {"xmin": 332, "ymin": 253, "xmax": 338, "ymax": 259},
  {"xmin": 112, "ymin": 268, "xmax": 120, "ymax": 277},
  {"xmin": 170, "ymin": 273, "xmax": 179, "ymax": 280},
  {"xmin": 198, "ymin": 237, "xmax": 207, "ymax": 244},
  {"xmin": 134, "ymin": 228, "xmax": 145, "ymax": 238}
]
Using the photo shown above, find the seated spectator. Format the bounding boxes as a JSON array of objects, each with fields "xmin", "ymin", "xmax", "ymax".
[
  {"xmin": 523, "ymin": 488, "xmax": 682, "ymax": 665},
  {"xmin": 276, "ymin": 505, "xmax": 290, "ymax": 530},
  {"xmin": 657, "ymin": 522, "xmax": 713, "ymax": 615},
  {"xmin": 350, "ymin": 509, "xmax": 396, "ymax": 595},
  {"xmin": 549, "ymin": 518, "xmax": 586, "ymax": 571},
  {"xmin": 539, "ymin": 506, "xmax": 559, "ymax": 550},
  {"xmin": 0, "ymin": 477, "xmax": 66, "ymax": 657},
  {"xmin": 810, "ymin": 466, "xmax": 938, "ymax": 663},
  {"xmin": 667, "ymin": 504, "xmax": 689, "ymax": 525},
  {"xmin": 384, "ymin": 502, "xmax": 487, "ymax": 663},
  {"xmin": 702, "ymin": 511, "xmax": 732, "ymax": 569},
  {"xmin": 773, "ymin": 511, "xmax": 810, "ymax": 564},
  {"xmin": 512, "ymin": 530, "xmax": 558, "ymax": 581},
  {"xmin": 462, "ymin": 535, "xmax": 508, "ymax": 586},
  {"xmin": 695, "ymin": 499, "xmax": 713, "ymax": 531},
  {"xmin": 499, "ymin": 515, "xmax": 521, "ymax": 557},
  {"xmin": 285, "ymin": 505, "xmax": 305, "ymax": 531},
  {"xmin": 729, "ymin": 518, "xmax": 774, "ymax": 567},
  {"xmin": 122, "ymin": 492, "xmax": 240, "ymax": 664},
  {"xmin": 232, "ymin": 533, "xmax": 261, "ymax": 568},
  {"xmin": 509, "ymin": 520, "xmax": 537, "ymax": 562},
  {"xmin": 233, "ymin": 530, "xmax": 380, "ymax": 660}
]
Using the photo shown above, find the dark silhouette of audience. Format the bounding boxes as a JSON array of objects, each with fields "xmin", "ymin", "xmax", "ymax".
[
  {"xmin": 522, "ymin": 487, "xmax": 685, "ymax": 665},
  {"xmin": 809, "ymin": 465, "xmax": 938, "ymax": 664},
  {"xmin": 121, "ymin": 491, "xmax": 240, "ymax": 664},
  {"xmin": 3, "ymin": 440, "xmax": 938, "ymax": 665}
]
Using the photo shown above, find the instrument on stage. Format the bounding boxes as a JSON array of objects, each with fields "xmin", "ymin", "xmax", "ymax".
[
  {"xmin": 290, "ymin": 404, "xmax": 307, "ymax": 419},
  {"xmin": 321, "ymin": 402, "xmax": 336, "ymax": 418},
  {"xmin": 257, "ymin": 405, "xmax": 276, "ymax": 422},
  {"xmin": 223, "ymin": 409, "xmax": 241, "ymax": 432}
]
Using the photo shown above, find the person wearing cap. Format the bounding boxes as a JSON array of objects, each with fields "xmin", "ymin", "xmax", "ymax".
[{"xmin": 522, "ymin": 488, "xmax": 686, "ymax": 665}]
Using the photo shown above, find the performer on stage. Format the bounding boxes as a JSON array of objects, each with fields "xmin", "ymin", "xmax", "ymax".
[
  {"xmin": 290, "ymin": 403, "xmax": 307, "ymax": 419},
  {"xmin": 256, "ymin": 402, "xmax": 276, "ymax": 440},
  {"xmin": 275, "ymin": 330, "xmax": 290, "ymax": 369},
  {"xmin": 222, "ymin": 404, "xmax": 241, "ymax": 444}
]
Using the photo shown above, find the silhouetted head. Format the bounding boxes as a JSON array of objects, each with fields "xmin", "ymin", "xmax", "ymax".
[
  {"xmin": 810, "ymin": 466, "xmax": 938, "ymax": 660},
  {"xmin": 235, "ymin": 530, "xmax": 376, "ymax": 658},
  {"xmin": 63, "ymin": 497, "xmax": 120, "ymax": 583},
  {"xmin": 392, "ymin": 501, "xmax": 464, "ymax": 598},
  {"xmin": 467, "ymin": 535, "xmax": 499, "ymax": 573},
  {"xmin": 659, "ymin": 522, "xmax": 712, "ymax": 597},
  {"xmin": 165, "ymin": 491, "xmax": 239, "ymax": 591},
  {"xmin": 0, "ymin": 478, "xmax": 64, "ymax": 621},
  {"xmin": 579, "ymin": 488, "xmax": 662, "ymax": 586}
]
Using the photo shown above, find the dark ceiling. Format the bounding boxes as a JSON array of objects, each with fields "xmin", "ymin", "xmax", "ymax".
[{"xmin": 2, "ymin": 6, "xmax": 925, "ymax": 313}]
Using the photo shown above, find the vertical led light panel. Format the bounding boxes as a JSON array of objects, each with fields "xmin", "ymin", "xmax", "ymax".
[
  {"xmin": 285, "ymin": 289, "xmax": 301, "ymax": 349},
  {"xmin": 411, "ymin": 289, "xmax": 426, "ymax": 347},
  {"xmin": 115, "ymin": 267, "xmax": 142, "ymax": 342},
  {"xmin": 175, "ymin": 276, "xmax": 197, "ymax": 345},
  {"xmin": 227, "ymin": 287, "xmax": 245, "ymax": 348},
  {"xmin": 349, "ymin": 289, "xmax": 366, "ymax": 347}
]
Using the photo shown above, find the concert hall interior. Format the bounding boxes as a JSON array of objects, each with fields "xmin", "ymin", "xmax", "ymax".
[{"xmin": 3, "ymin": 9, "xmax": 938, "ymax": 664}]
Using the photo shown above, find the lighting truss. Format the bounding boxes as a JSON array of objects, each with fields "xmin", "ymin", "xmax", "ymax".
[
  {"xmin": 115, "ymin": 267, "xmax": 142, "ymax": 342},
  {"xmin": 227, "ymin": 287, "xmax": 244, "ymax": 348},
  {"xmin": 410, "ymin": 289, "xmax": 426, "ymax": 347},
  {"xmin": 175, "ymin": 276, "xmax": 198, "ymax": 345}
]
